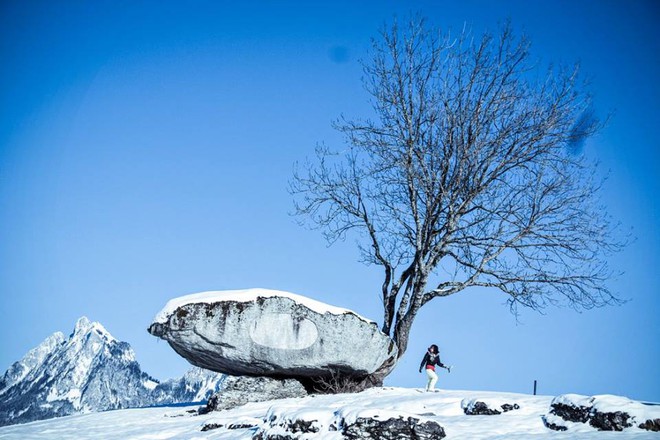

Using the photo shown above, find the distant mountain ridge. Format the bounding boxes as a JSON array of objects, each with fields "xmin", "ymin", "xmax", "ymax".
[{"xmin": 0, "ymin": 317, "xmax": 224, "ymax": 426}]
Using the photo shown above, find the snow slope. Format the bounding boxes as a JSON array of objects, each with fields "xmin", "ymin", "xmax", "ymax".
[{"xmin": 0, "ymin": 387, "xmax": 657, "ymax": 439}]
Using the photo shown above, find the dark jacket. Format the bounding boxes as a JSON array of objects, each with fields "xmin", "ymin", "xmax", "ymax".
[{"xmin": 419, "ymin": 351, "xmax": 445, "ymax": 372}]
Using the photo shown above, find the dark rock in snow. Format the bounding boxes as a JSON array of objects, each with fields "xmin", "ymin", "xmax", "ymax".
[
  {"xmin": 501, "ymin": 403, "xmax": 521, "ymax": 412},
  {"xmin": 262, "ymin": 415, "xmax": 319, "ymax": 435},
  {"xmin": 462, "ymin": 398, "xmax": 521, "ymax": 415},
  {"xmin": 201, "ymin": 418, "xmax": 260, "ymax": 432},
  {"xmin": 149, "ymin": 289, "xmax": 397, "ymax": 390},
  {"xmin": 639, "ymin": 418, "xmax": 660, "ymax": 431},
  {"xmin": 253, "ymin": 411, "xmax": 321, "ymax": 440},
  {"xmin": 464, "ymin": 401, "xmax": 501, "ymax": 415},
  {"xmin": 199, "ymin": 376, "xmax": 307, "ymax": 414},
  {"xmin": 252, "ymin": 433, "xmax": 297, "ymax": 440},
  {"xmin": 549, "ymin": 401, "xmax": 591, "ymax": 424},
  {"xmin": 414, "ymin": 419, "xmax": 449, "ymax": 438},
  {"xmin": 200, "ymin": 423, "xmax": 223, "ymax": 432},
  {"xmin": 542, "ymin": 417, "xmax": 569, "ymax": 431},
  {"xmin": 588, "ymin": 409, "xmax": 632, "ymax": 431},
  {"xmin": 544, "ymin": 395, "xmax": 597, "ymax": 432},
  {"xmin": 545, "ymin": 394, "xmax": 651, "ymax": 432},
  {"xmin": 228, "ymin": 422, "xmax": 259, "ymax": 430},
  {"xmin": 342, "ymin": 415, "xmax": 446, "ymax": 439}
]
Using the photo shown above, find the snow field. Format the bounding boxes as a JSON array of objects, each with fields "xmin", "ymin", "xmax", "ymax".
[{"xmin": 2, "ymin": 387, "xmax": 658, "ymax": 439}]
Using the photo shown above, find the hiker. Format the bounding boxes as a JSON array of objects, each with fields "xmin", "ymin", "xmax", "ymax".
[{"xmin": 419, "ymin": 344, "xmax": 449, "ymax": 392}]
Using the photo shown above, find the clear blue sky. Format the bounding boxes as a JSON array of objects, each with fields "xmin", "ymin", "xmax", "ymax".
[{"xmin": 1, "ymin": 0, "xmax": 658, "ymax": 402}]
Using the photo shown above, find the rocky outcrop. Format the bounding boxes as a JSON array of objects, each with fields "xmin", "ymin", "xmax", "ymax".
[
  {"xmin": 149, "ymin": 289, "xmax": 398, "ymax": 391},
  {"xmin": 545, "ymin": 396, "xmax": 591, "ymax": 425},
  {"xmin": 251, "ymin": 405, "xmax": 446, "ymax": 440},
  {"xmin": 543, "ymin": 394, "xmax": 658, "ymax": 432},
  {"xmin": 461, "ymin": 398, "xmax": 521, "ymax": 415},
  {"xmin": 639, "ymin": 418, "xmax": 660, "ymax": 431},
  {"xmin": 199, "ymin": 376, "xmax": 307, "ymax": 414},
  {"xmin": 342, "ymin": 416, "xmax": 446, "ymax": 439}
]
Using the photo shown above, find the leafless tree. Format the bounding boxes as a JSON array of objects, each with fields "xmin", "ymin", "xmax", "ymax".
[{"xmin": 290, "ymin": 19, "xmax": 624, "ymax": 385}]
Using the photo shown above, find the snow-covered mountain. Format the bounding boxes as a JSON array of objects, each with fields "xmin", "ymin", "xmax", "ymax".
[
  {"xmin": 151, "ymin": 366, "xmax": 226, "ymax": 405},
  {"xmin": 0, "ymin": 317, "xmax": 224, "ymax": 426}
]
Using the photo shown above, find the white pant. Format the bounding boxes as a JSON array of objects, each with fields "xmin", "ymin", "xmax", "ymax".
[{"xmin": 425, "ymin": 368, "xmax": 438, "ymax": 391}]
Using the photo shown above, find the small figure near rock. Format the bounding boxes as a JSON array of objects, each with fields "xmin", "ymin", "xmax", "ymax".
[{"xmin": 418, "ymin": 344, "xmax": 449, "ymax": 392}]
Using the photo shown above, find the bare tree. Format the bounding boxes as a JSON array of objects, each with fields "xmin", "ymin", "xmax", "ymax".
[{"xmin": 290, "ymin": 19, "xmax": 624, "ymax": 386}]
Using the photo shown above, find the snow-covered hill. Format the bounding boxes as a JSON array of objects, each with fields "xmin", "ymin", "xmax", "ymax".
[
  {"xmin": 0, "ymin": 317, "xmax": 224, "ymax": 426},
  {"xmin": 0, "ymin": 387, "xmax": 658, "ymax": 439}
]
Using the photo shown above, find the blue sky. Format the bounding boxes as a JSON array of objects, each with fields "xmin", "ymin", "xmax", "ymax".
[{"xmin": 1, "ymin": 0, "xmax": 658, "ymax": 402}]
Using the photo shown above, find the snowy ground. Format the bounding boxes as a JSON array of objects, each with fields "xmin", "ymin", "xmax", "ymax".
[{"xmin": 0, "ymin": 388, "xmax": 657, "ymax": 439}]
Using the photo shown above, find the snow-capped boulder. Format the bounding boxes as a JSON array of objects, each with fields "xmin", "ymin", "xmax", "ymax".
[
  {"xmin": 461, "ymin": 397, "xmax": 521, "ymax": 415},
  {"xmin": 543, "ymin": 394, "xmax": 660, "ymax": 432},
  {"xmin": 200, "ymin": 376, "xmax": 307, "ymax": 413},
  {"xmin": 544, "ymin": 394, "xmax": 592, "ymax": 428},
  {"xmin": 148, "ymin": 289, "xmax": 398, "ymax": 391}
]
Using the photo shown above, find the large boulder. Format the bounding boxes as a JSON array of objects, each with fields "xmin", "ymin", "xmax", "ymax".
[{"xmin": 148, "ymin": 289, "xmax": 397, "ymax": 391}]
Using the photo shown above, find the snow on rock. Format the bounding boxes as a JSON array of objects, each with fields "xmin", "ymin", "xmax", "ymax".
[
  {"xmin": 152, "ymin": 289, "xmax": 363, "ymax": 324},
  {"xmin": 148, "ymin": 288, "xmax": 398, "ymax": 390},
  {"xmin": 461, "ymin": 397, "xmax": 521, "ymax": 415},
  {"xmin": 544, "ymin": 393, "xmax": 660, "ymax": 432},
  {"xmin": 336, "ymin": 406, "xmax": 446, "ymax": 439},
  {"xmin": 255, "ymin": 405, "xmax": 330, "ymax": 438},
  {"xmin": 249, "ymin": 394, "xmax": 447, "ymax": 439},
  {"xmin": 342, "ymin": 414, "xmax": 446, "ymax": 440}
]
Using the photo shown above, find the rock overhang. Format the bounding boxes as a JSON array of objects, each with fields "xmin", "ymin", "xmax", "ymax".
[{"xmin": 148, "ymin": 289, "xmax": 397, "ymax": 384}]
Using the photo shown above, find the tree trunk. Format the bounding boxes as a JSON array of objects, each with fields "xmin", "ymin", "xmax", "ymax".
[{"xmin": 393, "ymin": 312, "xmax": 415, "ymax": 361}]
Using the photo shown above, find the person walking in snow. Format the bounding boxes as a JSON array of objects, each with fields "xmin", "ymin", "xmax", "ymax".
[{"xmin": 419, "ymin": 344, "xmax": 448, "ymax": 392}]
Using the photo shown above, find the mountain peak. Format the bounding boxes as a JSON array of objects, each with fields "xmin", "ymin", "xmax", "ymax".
[
  {"xmin": 72, "ymin": 316, "xmax": 116, "ymax": 343},
  {"xmin": 73, "ymin": 316, "xmax": 92, "ymax": 333},
  {"xmin": 73, "ymin": 316, "xmax": 92, "ymax": 335}
]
